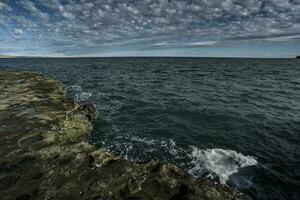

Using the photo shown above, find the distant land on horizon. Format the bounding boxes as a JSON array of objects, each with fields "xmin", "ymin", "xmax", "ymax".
[{"xmin": 0, "ymin": 55, "xmax": 18, "ymax": 58}]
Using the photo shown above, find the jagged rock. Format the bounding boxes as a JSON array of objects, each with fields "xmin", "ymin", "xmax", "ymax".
[
  {"xmin": 77, "ymin": 103, "xmax": 98, "ymax": 122},
  {"xmin": 0, "ymin": 70, "xmax": 252, "ymax": 200}
]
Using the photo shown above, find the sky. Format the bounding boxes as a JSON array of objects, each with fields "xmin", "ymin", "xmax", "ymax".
[{"xmin": 0, "ymin": 0, "xmax": 300, "ymax": 57}]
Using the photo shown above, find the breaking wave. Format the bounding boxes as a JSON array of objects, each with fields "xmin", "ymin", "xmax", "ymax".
[
  {"xmin": 188, "ymin": 147, "xmax": 258, "ymax": 184},
  {"xmin": 101, "ymin": 134, "xmax": 257, "ymax": 185}
]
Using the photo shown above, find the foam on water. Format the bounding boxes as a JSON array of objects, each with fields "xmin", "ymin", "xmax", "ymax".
[
  {"xmin": 65, "ymin": 85, "xmax": 92, "ymax": 103},
  {"xmin": 102, "ymin": 134, "xmax": 257, "ymax": 185},
  {"xmin": 188, "ymin": 147, "xmax": 258, "ymax": 184},
  {"xmin": 127, "ymin": 136, "xmax": 157, "ymax": 145}
]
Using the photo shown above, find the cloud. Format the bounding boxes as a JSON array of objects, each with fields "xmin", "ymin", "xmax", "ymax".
[
  {"xmin": 18, "ymin": 0, "xmax": 49, "ymax": 22},
  {"xmin": 12, "ymin": 28, "xmax": 23, "ymax": 35},
  {"xmin": 0, "ymin": 0, "xmax": 299, "ymax": 56}
]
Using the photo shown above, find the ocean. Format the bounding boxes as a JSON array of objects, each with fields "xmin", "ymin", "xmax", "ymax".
[{"xmin": 0, "ymin": 57, "xmax": 299, "ymax": 200}]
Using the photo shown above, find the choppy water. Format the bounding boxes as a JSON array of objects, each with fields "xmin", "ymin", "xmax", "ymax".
[{"xmin": 1, "ymin": 57, "xmax": 300, "ymax": 200}]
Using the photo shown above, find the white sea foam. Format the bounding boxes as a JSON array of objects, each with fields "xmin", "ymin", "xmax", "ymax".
[
  {"xmin": 103, "ymin": 133, "xmax": 257, "ymax": 185},
  {"xmin": 105, "ymin": 134, "xmax": 185, "ymax": 161},
  {"xmin": 188, "ymin": 147, "xmax": 257, "ymax": 184},
  {"xmin": 129, "ymin": 136, "xmax": 157, "ymax": 145},
  {"xmin": 65, "ymin": 85, "xmax": 92, "ymax": 103}
]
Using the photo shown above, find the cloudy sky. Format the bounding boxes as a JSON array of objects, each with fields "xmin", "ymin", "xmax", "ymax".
[{"xmin": 0, "ymin": 0, "xmax": 300, "ymax": 57}]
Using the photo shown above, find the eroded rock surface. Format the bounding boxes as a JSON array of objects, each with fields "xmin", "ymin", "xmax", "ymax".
[{"xmin": 0, "ymin": 71, "xmax": 251, "ymax": 200}]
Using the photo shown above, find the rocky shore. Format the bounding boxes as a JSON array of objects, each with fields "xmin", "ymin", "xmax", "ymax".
[{"xmin": 0, "ymin": 70, "xmax": 251, "ymax": 200}]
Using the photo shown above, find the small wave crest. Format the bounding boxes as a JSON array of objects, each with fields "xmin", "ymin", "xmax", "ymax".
[
  {"xmin": 65, "ymin": 85, "xmax": 92, "ymax": 103},
  {"xmin": 188, "ymin": 147, "xmax": 257, "ymax": 184}
]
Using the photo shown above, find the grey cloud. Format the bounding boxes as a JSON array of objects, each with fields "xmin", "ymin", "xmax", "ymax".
[{"xmin": 0, "ymin": 0, "xmax": 300, "ymax": 56}]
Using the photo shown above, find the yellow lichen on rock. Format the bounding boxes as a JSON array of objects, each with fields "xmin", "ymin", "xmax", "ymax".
[
  {"xmin": 89, "ymin": 149, "xmax": 120, "ymax": 168},
  {"xmin": 57, "ymin": 113, "xmax": 92, "ymax": 145}
]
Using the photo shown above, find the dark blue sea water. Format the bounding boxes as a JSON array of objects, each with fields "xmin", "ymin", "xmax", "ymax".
[{"xmin": 1, "ymin": 58, "xmax": 299, "ymax": 200}]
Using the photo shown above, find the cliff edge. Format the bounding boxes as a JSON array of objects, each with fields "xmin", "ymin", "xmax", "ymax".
[{"xmin": 0, "ymin": 71, "xmax": 251, "ymax": 200}]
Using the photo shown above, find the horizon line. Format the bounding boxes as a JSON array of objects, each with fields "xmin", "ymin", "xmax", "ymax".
[{"xmin": 0, "ymin": 55, "xmax": 298, "ymax": 59}]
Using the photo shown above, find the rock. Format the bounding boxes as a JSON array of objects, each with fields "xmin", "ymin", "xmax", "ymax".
[
  {"xmin": 296, "ymin": 56, "xmax": 300, "ymax": 59},
  {"xmin": 76, "ymin": 103, "xmax": 98, "ymax": 122},
  {"xmin": 0, "ymin": 70, "xmax": 252, "ymax": 200},
  {"xmin": 89, "ymin": 149, "xmax": 120, "ymax": 168}
]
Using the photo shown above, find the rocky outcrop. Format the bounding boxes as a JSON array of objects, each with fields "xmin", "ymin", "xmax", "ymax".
[
  {"xmin": 0, "ymin": 70, "xmax": 251, "ymax": 200},
  {"xmin": 296, "ymin": 56, "xmax": 300, "ymax": 59}
]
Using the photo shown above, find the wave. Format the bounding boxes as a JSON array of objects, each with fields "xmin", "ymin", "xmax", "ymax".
[
  {"xmin": 188, "ymin": 147, "xmax": 258, "ymax": 184},
  {"xmin": 65, "ymin": 85, "xmax": 92, "ymax": 103},
  {"xmin": 102, "ymin": 134, "xmax": 257, "ymax": 185}
]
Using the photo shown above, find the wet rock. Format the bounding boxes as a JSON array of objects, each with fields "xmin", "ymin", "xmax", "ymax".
[
  {"xmin": 19, "ymin": 134, "xmax": 44, "ymax": 147},
  {"xmin": 0, "ymin": 70, "xmax": 252, "ymax": 200},
  {"xmin": 89, "ymin": 149, "xmax": 120, "ymax": 168},
  {"xmin": 0, "ymin": 175, "xmax": 18, "ymax": 190},
  {"xmin": 77, "ymin": 103, "xmax": 98, "ymax": 122}
]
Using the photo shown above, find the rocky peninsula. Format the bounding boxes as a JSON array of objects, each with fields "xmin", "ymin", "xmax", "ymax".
[{"xmin": 0, "ymin": 70, "xmax": 251, "ymax": 200}]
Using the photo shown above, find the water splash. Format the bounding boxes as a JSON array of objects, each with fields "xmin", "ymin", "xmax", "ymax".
[
  {"xmin": 188, "ymin": 147, "xmax": 257, "ymax": 184},
  {"xmin": 102, "ymin": 133, "xmax": 257, "ymax": 185}
]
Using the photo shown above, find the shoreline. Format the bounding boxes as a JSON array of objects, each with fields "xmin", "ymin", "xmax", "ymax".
[{"xmin": 0, "ymin": 70, "xmax": 251, "ymax": 200}]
